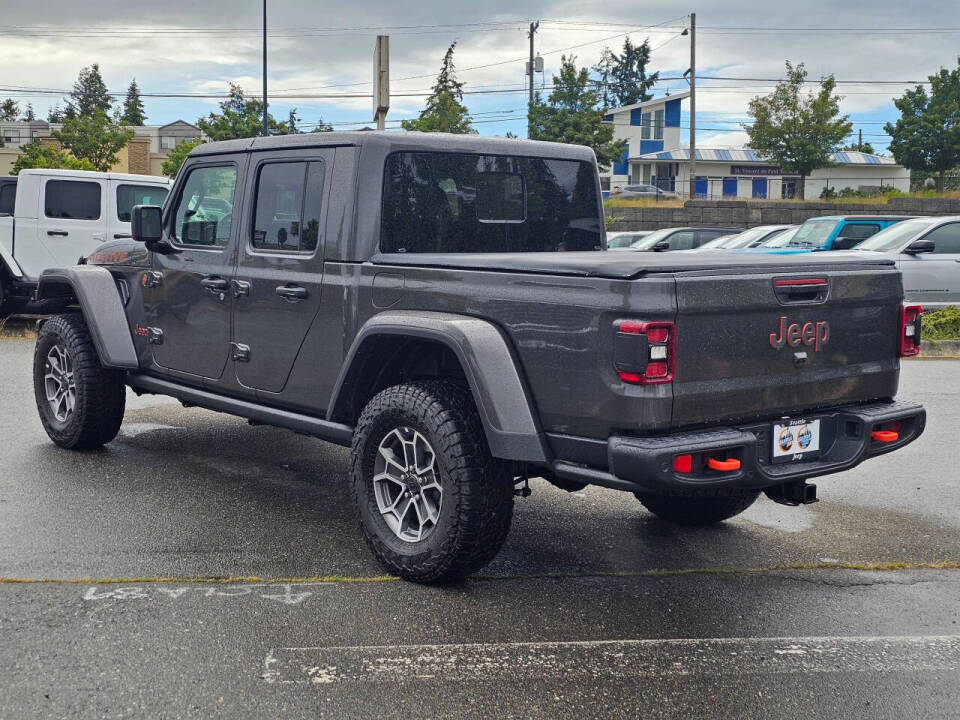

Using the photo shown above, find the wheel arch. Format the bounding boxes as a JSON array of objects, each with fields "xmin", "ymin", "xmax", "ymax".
[
  {"xmin": 36, "ymin": 266, "xmax": 139, "ymax": 369},
  {"xmin": 329, "ymin": 311, "xmax": 549, "ymax": 463}
]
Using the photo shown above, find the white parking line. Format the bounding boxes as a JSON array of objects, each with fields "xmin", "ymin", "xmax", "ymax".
[{"xmin": 263, "ymin": 635, "xmax": 960, "ymax": 685}]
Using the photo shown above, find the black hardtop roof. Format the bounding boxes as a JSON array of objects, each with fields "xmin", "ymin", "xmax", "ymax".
[
  {"xmin": 188, "ymin": 131, "xmax": 598, "ymax": 162},
  {"xmin": 815, "ymin": 215, "xmax": 918, "ymax": 222}
]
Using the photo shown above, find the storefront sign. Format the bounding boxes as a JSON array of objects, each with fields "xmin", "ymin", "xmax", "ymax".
[{"xmin": 731, "ymin": 165, "xmax": 781, "ymax": 176}]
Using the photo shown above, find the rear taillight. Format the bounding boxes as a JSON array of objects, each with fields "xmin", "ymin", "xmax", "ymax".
[
  {"xmin": 900, "ymin": 305, "xmax": 922, "ymax": 357},
  {"xmin": 614, "ymin": 320, "xmax": 675, "ymax": 385}
]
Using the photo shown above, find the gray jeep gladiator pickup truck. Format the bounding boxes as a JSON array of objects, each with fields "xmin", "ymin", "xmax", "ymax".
[{"xmin": 31, "ymin": 132, "xmax": 926, "ymax": 583}]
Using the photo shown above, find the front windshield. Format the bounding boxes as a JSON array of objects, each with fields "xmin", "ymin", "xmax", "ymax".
[
  {"xmin": 763, "ymin": 227, "xmax": 798, "ymax": 247},
  {"xmin": 698, "ymin": 236, "xmax": 728, "ymax": 249},
  {"xmin": 787, "ymin": 219, "xmax": 839, "ymax": 248},
  {"xmin": 722, "ymin": 226, "xmax": 774, "ymax": 249},
  {"xmin": 853, "ymin": 219, "xmax": 936, "ymax": 251},
  {"xmin": 630, "ymin": 227, "xmax": 676, "ymax": 250}
]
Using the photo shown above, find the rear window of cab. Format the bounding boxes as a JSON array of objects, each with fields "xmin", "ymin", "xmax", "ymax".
[{"xmin": 380, "ymin": 151, "xmax": 602, "ymax": 253}]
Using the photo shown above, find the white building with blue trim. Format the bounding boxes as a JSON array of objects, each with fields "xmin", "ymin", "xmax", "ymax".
[{"xmin": 601, "ymin": 93, "xmax": 909, "ymax": 199}]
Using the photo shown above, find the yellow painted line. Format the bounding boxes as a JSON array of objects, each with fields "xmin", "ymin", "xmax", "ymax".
[{"xmin": 1, "ymin": 561, "xmax": 959, "ymax": 586}]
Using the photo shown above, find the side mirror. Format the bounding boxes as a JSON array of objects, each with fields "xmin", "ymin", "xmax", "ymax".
[
  {"xmin": 905, "ymin": 239, "xmax": 935, "ymax": 254},
  {"xmin": 652, "ymin": 241, "xmax": 670, "ymax": 252},
  {"xmin": 131, "ymin": 205, "xmax": 163, "ymax": 243}
]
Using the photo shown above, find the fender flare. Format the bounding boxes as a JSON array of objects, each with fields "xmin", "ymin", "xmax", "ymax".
[
  {"xmin": 329, "ymin": 311, "xmax": 549, "ymax": 463},
  {"xmin": 36, "ymin": 266, "xmax": 139, "ymax": 369},
  {"xmin": 0, "ymin": 242, "xmax": 23, "ymax": 279}
]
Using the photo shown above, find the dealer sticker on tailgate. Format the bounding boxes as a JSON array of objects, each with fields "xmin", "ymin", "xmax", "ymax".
[{"xmin": 772, "ymin": 418, "xmax": 821, "ymax": 463}]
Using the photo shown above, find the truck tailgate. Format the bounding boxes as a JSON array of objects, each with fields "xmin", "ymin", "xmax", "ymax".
[{"xmin": 672, "ymin": 266, "xmax": 902, "ymax": 428}]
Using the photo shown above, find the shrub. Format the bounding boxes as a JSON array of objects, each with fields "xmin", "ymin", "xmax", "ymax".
[{"xmin": 923, "ymin": 306, "xmax": 960, "ymax": 341}]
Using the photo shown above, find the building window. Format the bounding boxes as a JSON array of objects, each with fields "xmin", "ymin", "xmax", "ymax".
[
  {"xmin": 641, "ymin": 112, "xmax": 651, "ymax": 140},
  {"xmin": 642, "ymin": 164, "xmax": 652, "ymax": 184},
  {"xmin": 2, "ymin": 129, "xmax": 20, "ymax": 145},
  {"xmin": 654, "ymin": 109, "xmax": 664, "ymax": 140}
]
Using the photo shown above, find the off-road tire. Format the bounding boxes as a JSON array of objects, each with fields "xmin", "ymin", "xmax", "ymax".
[
  {"xmin": 635, "ymin": 488, "xmax": 760, "ymax": 525},
  {"xmin": 351, "ymin": 381, "xmax": 514, "ymax": 583},
  {"xmin": 33, "ymin": 314, "xmax": 126, "ymax": 449}
]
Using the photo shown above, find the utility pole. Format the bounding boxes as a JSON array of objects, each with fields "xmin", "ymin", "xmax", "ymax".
[
  {"xmin": 687, "ymin": 12, "xmax": 696, "ymax": 199},
  {"xmin": 262, "ymin": 0, "xmax": 268, "ymax": 137},
  {"xmin": 528, "ymin": 21, "xmax": 539, "ymax": 137},
  {"xmin": 858, "ymin": 128, "xmax": 863, "ymax": 151}
]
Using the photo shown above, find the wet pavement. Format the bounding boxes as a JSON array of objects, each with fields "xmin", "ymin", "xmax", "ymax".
[{"xmin": 1, "ymin": 336, "xmax": 958, "ymax": 718}]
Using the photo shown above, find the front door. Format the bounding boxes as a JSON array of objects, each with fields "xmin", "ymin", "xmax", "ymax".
[
  {"xmin": 142, "ymin": 159, "xmax": 245, "ymax": 381},
  {"xmin": 37, "ymin": 175, "xmax": 106, "ymax": 267},
  {"xmin": 107, "ymin": 180, "xmax": 170, "ymax": 242},
  {"xmin": 232, "ymin": 151, "xmax": 331, "ymax": 395},
  {"xmin": 900, "ymin": 221, "xmax": 960, "ymax": 305}
]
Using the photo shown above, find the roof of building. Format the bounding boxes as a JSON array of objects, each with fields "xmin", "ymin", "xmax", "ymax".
[
  {"xmin": 629, "ymin": 147, "xmax": 898, "ymax": 166},
  {"xmin": 603, "ymin": 91, "xmax": 690, "ymax": 116}
]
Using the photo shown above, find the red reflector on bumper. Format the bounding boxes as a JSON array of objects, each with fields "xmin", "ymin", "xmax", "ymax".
[{"xmin": 673, "ymin": 454, "xmax": 693, "ymax": 473}]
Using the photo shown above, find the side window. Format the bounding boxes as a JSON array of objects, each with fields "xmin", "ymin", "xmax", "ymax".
[
  {"xmin": 669, "ymin": 231, "xmax": 696, "ymax": 250},
  {"xmin": 173, "ymin": 165, "xmax": 237, "ymax": 248},
  {"xmin": 925, "ymin": 223, "xmax": 960, "ymax": 254},
  {"xmin": 0, "ymin": 183, "xmax": 15, "ymax": 214},
  {"xmin": 834, "ymin": 223, "xmax": 880, "ymax": 250},
  {"xmin": 641, "ymin": 112, "xmax": 651, "ymax": 140},
  {"xmin": 116, "ymin": 184, "xmax": 169, "ymax": 222},
  {"xmin": 251, "ymin": 160, "xmax": 324, "ymax": 253},
  {"xmin": 44, "ymin": 180, "xmax": 101, "ymax": 220}
]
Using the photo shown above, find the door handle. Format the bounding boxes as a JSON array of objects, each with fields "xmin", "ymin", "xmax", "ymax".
[
  {"xmin": 201, "ymin": 276, "xmax": 229, "ymax": 294},
  {"xmin": 275, "ymin": 285, "xmax": 308, "ymax": 300},
  {"xmin": 114, "ymin": 233, "xmax": 132, "ymax": 239},
  {"xmin": 47, "ymin": 230, "xmax": 68, "ymax": 237}
]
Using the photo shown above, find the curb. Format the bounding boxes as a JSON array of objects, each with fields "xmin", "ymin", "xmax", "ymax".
[{"xmin": 919, "ymin": 339, "xmax": 960, "ymax": 358}]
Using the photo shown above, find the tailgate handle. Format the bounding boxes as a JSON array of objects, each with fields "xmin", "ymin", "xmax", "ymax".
[
  {"xmin": 707, "ymin": 457, "xmax": 741, "ymax": 471},
  {"xmin": 774, "ymin": 277, "xmax": 829, "ymax": 305}
]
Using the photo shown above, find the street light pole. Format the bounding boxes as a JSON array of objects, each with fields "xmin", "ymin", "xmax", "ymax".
[
  {"xmin": 262, "ymin": 0, "xmax": 268, "ymax": 137},
  {"xmin": 688, "ymin": 12, "xmax": 696, "ymax": 199},
  {"xmin": 528, "ymin": 21, "xmax": 539, "ymax": 137}
]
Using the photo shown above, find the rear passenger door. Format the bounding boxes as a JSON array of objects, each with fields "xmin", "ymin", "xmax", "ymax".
[
  {"xmin": 231, "ymin": 150, "xmax": 332, "ymax": 395},
  {"xmin": 37, "ymin": 176, "xmax": 106, "ymax": 267}
]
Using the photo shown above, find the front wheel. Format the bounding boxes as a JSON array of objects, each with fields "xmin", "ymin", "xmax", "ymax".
[
  {"xmin": 635, "ymin": 488, "xmax": 760, "ymax": 525},
  {"xmin": 33, "ymin": 314, "xmax": 126, "ymax": 449},
  {"xmin": 351, "ymin": 381, "xmax": 514, "ymax": 583}
]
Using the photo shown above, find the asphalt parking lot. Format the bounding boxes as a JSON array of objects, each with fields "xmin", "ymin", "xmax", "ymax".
[{"xmin": 1, "ymin": 334, "xmax": 959, "ymax": 719}]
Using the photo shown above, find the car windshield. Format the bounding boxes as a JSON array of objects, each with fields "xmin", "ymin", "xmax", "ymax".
[
  {"xmin": 763, "ymin": 227, "xmax": 799, "ymax": 247},
  {"xmin": 853, "ymin": 218, "xmax": 938, "ymax": 251},
  {"xmin": 629, "ymin": 227, "xmax": 677, "ymax": 250},
  {"xmin": 698, "ymin": 236, "xmax": 729, "ymax": 249},
  {"xmin": 787, "ymin": 219, "xmax": 839, "ymax": 248},
  {"xmin": 721, "ymin": 226, "xmax": 779, "ymax": 249}
]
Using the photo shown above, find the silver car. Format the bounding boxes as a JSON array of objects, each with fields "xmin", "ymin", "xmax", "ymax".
[
  {"xmin": 606, "ymin": 231, "xmax": 651, "ymax": 250},
  {"xmin": 852, "ymin": 216, "xmax": 960, "ymax": 308},
  {"xmin": 612, "ymin": 184, "xmax": 680, "ymax": 200}
]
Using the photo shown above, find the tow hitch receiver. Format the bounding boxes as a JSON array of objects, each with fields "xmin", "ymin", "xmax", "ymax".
[{"xmin": 765, "ymin": 481, "xmax": 818, "ymax": 506}]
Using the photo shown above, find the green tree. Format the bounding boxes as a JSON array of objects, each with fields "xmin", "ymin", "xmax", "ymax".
[
  {"xmin": 844, "ymin": 139, "xmax": 875, "ymax": 154},
  {"xmin": 121, "ymin": 79, "xmax": 146, "ymax": 125},
  {"xmin": 528, "ymin": 55, "xmax": 625, "ymax": 170},
  {"xmin": 161, "ymin": 137, "xmax": 204, "ymax": 178},
  {"xmin": 0, "ymin": 99, "xmax": 20, "ymax": 121},
  {"xmin": 12, "ymin": 141, "xmax": 95, "ymax": 174},
  {"xmin": 594, "ymin": 38, "xmax": 659, "ymax": 108},
  {"xmin": 53, "ymin": 110, "xmax": 135, "ymax": 171},
  {"xmin": 401, "ymin": 43, "xmax": 474, "ymax": 134},
  {"xmin": 884, "ymin": 66, "xmax": 960, "ymax": 193},
  {"xmin": 66, "ymin": 63, "xmax": 114, "ymax": 118},
  {"xmin": 310, "ymin": 116, "xmax": 333, "ymax": 133},
  {"xmin": 197, "ymin": 84, "xmax": 290, "ymax": 140},
  {"xmin": 47, "ymin": 105, "xmax": 65, "ymax": 123},
  {"xmin": 743, "ymin": 61, "xmax": 852, "ymax": 199},
  {"xmin": 21, "ymin": 103, "xmax": 36, "ymax": 122}
]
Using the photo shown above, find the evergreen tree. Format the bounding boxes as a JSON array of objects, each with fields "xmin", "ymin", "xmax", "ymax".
[
  {"xmin": 0, "ymin": 99, "xmax": 19, "ymax": 121},
  {"xmin": 287, "ymin": 108, "xmax": 300, "ymax": 134},
  {"xmin": 196, "ymin": 84, "xmax": 290, "ymax": 140},
  {"xmin": 66, "ymin": 64, "xmax": 114, "ymax": 117},
  {"xmin": 401, "ymin": 43, "xmax": 474, "ymax": 134},
  {"xmin": 528, "ymin": 55, "xmax": 625, "ymax": 170},
  {"xmin": 884, "ymin": 66, "xmax": 960, "ymax": 193},
  {"xmin": 310, "ymin": 116, "xmax": 333, "ymax": 133},
  {"xmin": 47, "ymin": 105, "xmax": 65, "ymax": 123},
  {"xmin": 595, "ymin": 38, "xmax": 659, "ymax": 108},
  {"xmin": 121, "ymin": 79, "xmax": 146, "ymax": 125},
  {"xmin": 744, "ymin": 61, "xmax": 852, "ymax": 199},
  {"xmin": 844, "ymin": 140, "xmax": 875, "ymax": 154},
  {"xmin": 21, "ymin": 103, "xmax": 36, "ymax": 122}
]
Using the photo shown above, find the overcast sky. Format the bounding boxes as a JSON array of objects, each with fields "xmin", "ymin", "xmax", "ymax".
[{"xmin": 1, "ymin": 0, "xmax": 958, "ymax": 151}]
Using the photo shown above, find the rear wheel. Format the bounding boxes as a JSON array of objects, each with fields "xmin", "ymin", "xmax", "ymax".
[
  {"xmin": 351, "ymin": 381, "xmax": 514, "ymax": 583},
  {"xmin": 33, "ymin": 314, "xmax": 126, "ymax": 449},
  {"xmin": 635, "ymin": 488, "xmax": 760, "ymax": 525}
]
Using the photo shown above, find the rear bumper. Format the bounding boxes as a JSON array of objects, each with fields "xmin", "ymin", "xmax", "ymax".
[{"xmin": 551, "ymin": 400, "xmax": 926, "ymax": 493}]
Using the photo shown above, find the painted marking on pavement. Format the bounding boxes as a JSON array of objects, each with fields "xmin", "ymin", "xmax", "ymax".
[{"xmin": 262, "ymin": 635, "xmax": 960, "ymax": 685}]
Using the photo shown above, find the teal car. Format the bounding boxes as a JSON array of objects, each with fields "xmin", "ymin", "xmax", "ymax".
[{"xmin": 750, "ymin": 215, "xmax": 914, "ymax": 254}]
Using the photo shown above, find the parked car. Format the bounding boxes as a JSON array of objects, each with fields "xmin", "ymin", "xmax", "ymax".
[
  {"xmin": 756, "ymin": 215, "xmax": 913, "ymax": 255},
  {"xmin": 606, "ymin": 231, "xmax": 651, "ymax": 249},
  {"xmin": 852, "ymin": 216, "xmax": 960, "ymax": 307},
  {"xmin": 697, "ymin": 225, "xmax": 796, "ymax": 251},
  {"xmin": 611, "ymin": 184, "xmax": 680, "ymax": 200},
  {"xmin": 627, "ymin": 226, "xmax": 743, "ymax": 251},
  {"xmin": 0, "ymin": 169, "xmax": 171, "ymax": 315},
  {"xmin": 31, "ymin": 132, "xmax": 924, "ymax": 583}
]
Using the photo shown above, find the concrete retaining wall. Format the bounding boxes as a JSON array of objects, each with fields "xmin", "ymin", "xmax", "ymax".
[{"xmin": 607, "ymin": 197, "xmax": 960, "ymax": 231}]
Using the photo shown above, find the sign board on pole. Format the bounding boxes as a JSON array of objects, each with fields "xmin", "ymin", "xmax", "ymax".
[{"xmin": 373, "ymin": 35, "xmax": 390, "ymax": 130}]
